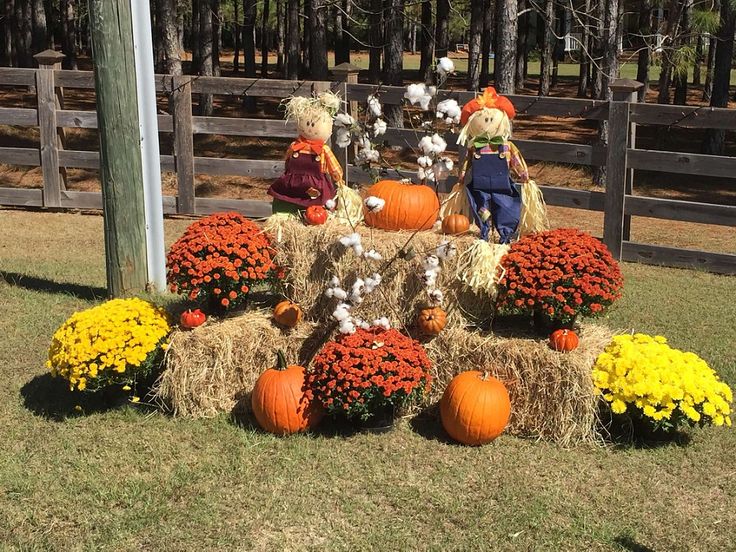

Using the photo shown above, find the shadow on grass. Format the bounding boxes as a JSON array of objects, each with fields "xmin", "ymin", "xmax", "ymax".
[
  {"xmin": 614, "ymin": 535, "xmax": 658, "ymax": 552},
  {"xmin": 409, "ymin": 404, "xmax": 459, "ymax": 445},
  {"xmin": 20, "ymin": 373, "xmax": 127, "ymax": 421},
  {"xmin": 0, "ymin": 270, "xmax": 107, "ymax": 301},
  {"xmin": 597, "ymin": 411, "xmax": 692, "ymax": 450}
]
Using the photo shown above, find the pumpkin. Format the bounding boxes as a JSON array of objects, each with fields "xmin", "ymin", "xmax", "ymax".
[
  {"xmin": 251, "ymin": 351, "xmax": 323, "ymax": 435},
  {"xmin": 549, "ymin": 329, "xmax": 579, "ymax": 352},
  {"xmin": 273, "ymin": 300, "xmax": 303, "ymax": 328},
  {"xmin": 440, "ymin": 370, "xmax": 511, "ymax": 445},
  {"xmin": 363, "ymin": 180, "xmax": 440, "ymax": 231},
  {"xmin": 180, "ymin": 308, "xmax": 206, "ymax": 329},
  {"xmin": 441, "ymin": 214, "xmax": 470, "ymax": 235},
  {"xmin": 417, "ymin": 306, "xmax": 447, "ymax": 336},
  {"xmin": 305, "ymin": 205, "xmax": 328, "ymax": 226}
]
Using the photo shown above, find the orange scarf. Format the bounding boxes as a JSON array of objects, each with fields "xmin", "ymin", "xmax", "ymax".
[{"xmin": 291, "ymin": 136, "xmax": 325, "ymax": 155}]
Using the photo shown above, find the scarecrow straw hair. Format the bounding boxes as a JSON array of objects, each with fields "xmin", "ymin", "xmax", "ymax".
[
  {"xmin": 283, "ymin": 90, "xmax": 342, "ymax": 122},
  {"xmin": 457, "ymin": 108, "xmax": 512, "ymax": 146},
  {"xmin": 154, "ymin": 306, "xmax": 613, "ymax": 444}
]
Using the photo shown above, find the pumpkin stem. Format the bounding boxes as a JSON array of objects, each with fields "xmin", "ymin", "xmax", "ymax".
[
  {"xmin": 481, "ymin": 370, "xmax": 489, "ymax": 381},
  {"xmin": 276, "ymin": 350, "xmax": 288, "ymax": 371}
]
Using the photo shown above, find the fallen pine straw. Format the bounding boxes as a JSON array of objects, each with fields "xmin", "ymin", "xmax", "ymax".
[{"xmin": 154, "ymin": 308, "xmax": 614, "ymax": 444}]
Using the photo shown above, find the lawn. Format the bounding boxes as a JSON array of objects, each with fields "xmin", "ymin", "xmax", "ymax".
[{"xmin": 1, "ymin": 209, "xmax": 735, "ymax": 551}]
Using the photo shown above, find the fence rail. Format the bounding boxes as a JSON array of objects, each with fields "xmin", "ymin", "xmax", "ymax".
[{"xmin": 1, "ymin": 57, "xmax": 735, "ymax": 275}]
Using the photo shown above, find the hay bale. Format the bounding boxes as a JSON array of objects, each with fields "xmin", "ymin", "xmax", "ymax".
[
  {"xmin": 155, "ymin": 304, "xmax": 614, "ymax": 444},
  {"xmin": 153, "ymin": 311, "xmax": 319, "ymax": 418},
  {"xmin": 272, "ymin": 219, "xmax": 489, "ymax": 328},
  {"xmin": 425, "ymin": 323, "xmax": 615, "ymax": 445}
]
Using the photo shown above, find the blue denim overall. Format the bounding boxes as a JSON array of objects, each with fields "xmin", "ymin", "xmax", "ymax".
[{"xmin": 465, "ymin": 147, "xmax": 521, "ymax": 243}]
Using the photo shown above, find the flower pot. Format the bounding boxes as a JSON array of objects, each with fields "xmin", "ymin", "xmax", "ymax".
[
  {"xmin": 533, "ymin": 310, "xmax": 576, "ymax": 336},
  {"xmin": 356, "ymin": 405, "xmax": 398, "ymax": 433}
]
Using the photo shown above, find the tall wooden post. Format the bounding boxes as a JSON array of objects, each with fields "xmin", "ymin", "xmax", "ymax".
[
  {"xmin": 603, "ymin": 79, "xmax": 642, "ymax": 260},
  {"xmin": 88, "ymin": 0, "xmax": 148, "ymax": 296}
]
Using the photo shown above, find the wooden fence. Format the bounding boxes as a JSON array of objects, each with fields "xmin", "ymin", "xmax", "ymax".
[{"xmin": 1, "ymin": 53, "xmax": 735, "ymax": 274}]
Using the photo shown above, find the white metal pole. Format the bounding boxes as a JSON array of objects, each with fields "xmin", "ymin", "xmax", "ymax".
[{"xmin": 131, "ymin": 0, "xmax": 167, "ymax": 293}]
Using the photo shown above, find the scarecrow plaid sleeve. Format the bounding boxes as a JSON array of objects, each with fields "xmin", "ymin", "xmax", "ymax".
[
  {"xmin": 508, "ymin": 141, "xmax": 530, "ymax": 183},
  {"xmin": 321, "ymin": 145, "xmax": 344, "ymax": 185}
]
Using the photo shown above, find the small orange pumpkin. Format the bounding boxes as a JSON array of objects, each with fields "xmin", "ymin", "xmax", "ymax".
[
  {"xmin": 417, "ymin": 306, "xmax": 447, "ymax": 336},
  {"xmin": 273, "ymin": 300, "xmax": 303, "ymax": 328},
  {"xmin": 441, "ymin": 214, "xmax": 470, "ymax": 235},
  {"xmin": 251, "ymin": 351, "xmax": 323, "ymax": 435},
  {"xmin": 440, "ymin": 370, "xmax": 511, "ymax": 445},
  {"xmin": 549, "ymin": 329, "xmax": 579, "ymax": 352},
  {"xmin": 363, "ymin": 180, "xmax": 440, "ymax": 231}
]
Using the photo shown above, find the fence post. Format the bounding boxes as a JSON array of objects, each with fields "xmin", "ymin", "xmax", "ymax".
[
  {"xmin": 603, "ymin": 79, "xmax": 642, "ymax": 259},
  {"xmin": 171, "ymin": 75, "xmax": 195, "ymax": 214},
  {"xmin": 332, "ymin": 62, "xmax": 361, "ymax": 186},
  {"xmin": 34, "ymin": 50, "xmax": 66, "ymax": 207}
]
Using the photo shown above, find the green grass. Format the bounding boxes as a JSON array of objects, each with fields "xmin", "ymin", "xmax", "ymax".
[{"xmin": 1, "ymin": 210, "xmax": 735, "ymax": 551}]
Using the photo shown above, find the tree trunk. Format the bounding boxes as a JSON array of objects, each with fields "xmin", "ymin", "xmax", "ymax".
[
  {"xmin": 368, "ymin": 0, "xmax": 382, "ymax": 83},
  {"xmin": 301, "ymin": 0, "xmax": 311, "ymax": 76},
  {"xmin": 468, "ymin": 0, "xmax": 483, "ymax": 90},
  {"xmin": 191, "ymin": 0, "xmax": 201, "ymax": 71},
  {"xmin": 495, "ymin": 0, "xmax": 518, "ymax": 94},
  {"xmin": 539, "ymin": 0, "xmax": 555, "ymax": 96},
  {"xmin": 198, "ymin": 0, "xmax": 214, "ymax": 116},
  {"xmin": 591, "ymin": 0, "xmax": 605, "ymax": 100},
  {"xmin": 2, "ymin": 0, "xmax": 14, "ymax": 66},
  {"xmin": 243, "ymin": 0, "xmax": 256, "ymax": 76},
  {"xmin": 656, "ymin": 0, "xmax": 687, "ymax": 104},
  {"xmin": 594, "ymin": 0, "xmax": 620, "ymax": 186},
  {"xmin": 310, "ymin": 0, "xmax": 328, "ymax": 79},
  {"xmin": 31, "ymin": 0, "xmax": 50, "ymax": 54},
  {"xmin": 16, "ymin": 0, "xmax": 33, "ymax": 67},
  {"xmin": 435, "ymin": 0, "xmax": 450, "ymax": 58},
  {"xmin": 261, "ymin": 0, "xmax": 270, "ymax": 76},
  {"xmin": 635, "ymin": 0, "xmax": 652, "ymax": 101},
  {"xmin": 276, "ymin": 0, "xmax": 285, "ymax": 73},
  {"xmin": 480, "ymin": 0, "xmax": 493, "ymax": 87},
  {"xmin": 212, "ymin": 0, "xmax": 221, "ymax": 76},
  {"xmin": 673, "ymin": 3, "xmax": 690, "ymax": 105},
  {"xmin": 703, "ymin": 0, "xmax": 735, "ymax": 154},
  {"xmin": 692, "ymin": 34, "xmax": 702, "ymax": 86},
  {"xmin": 703, "ymin": 0, "xmax": 720, "ymax": 102},
  {"xmin": 515, "ymin": 0, "xmax": 527, "ymax": 89},
  {"xmin": 285, "ymin": 0, "xmax": 299, "ymax": 79},
  {"xmin": 233, "ymin": 0, "xmax": 240, "ymax": 72},
  {"xmin": 419, "ymin": 0, "xmax": 433, "ymax": 82},
  {"xmin": 383, "ymin": 0, "xmax": 405, "ymax": 127},
  {"xmin": 88, "ymin": 0, "xmax": 148, "ymax": 295},
  {"xmin": 335, "ymin": 0, "xmax": 351, "ymax": 65},
  {"xmin": 577, "ymin": 0, "xmax": 591, "ymax": 97},
  {"xmin": 157, "ymin": 0, "xmax": 182, "ymax": 75}
]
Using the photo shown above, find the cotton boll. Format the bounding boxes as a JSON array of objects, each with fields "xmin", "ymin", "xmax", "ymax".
[
  {"xmin": 432, "ymin": 220, "xmax": 443, "ymax": 231},
  {"xmin": 417, "ymin": 167, "xmax": 427, "ymax": 181},
  {"xmin": 352, "ymin": 243, "xmax": 364, "ymax": 257},
  {"xmin": 423, "ymin": 271, "xmax": 437, "ymax": 287},
  {"xmin": 404, "ymin": 83, "xmax": 427, "ymax": 105},
  {"xmin": 324, "ymin": 288, "xmax": 335, "ymax": 298},
  {"xmin": 335, "ymin": 113, "xmax": 354, "ymax": 127},
  {"xmin": 418, "ymin": 135, "xmax": 435, "ymax": 155},
  {"xmin": 338, "ymin": 319, "xmax": 356, "ymax": 334},
  {"xmin": 423, "ymin": 255, "xmax": 440, "ymax": 270},
  {"xmin": 333, "ymin": 303, "xmax": 352, "ymax": 321},
  {"xmin": 418, "ymin": 94, "xmax": 432, "ymax": 111},
  {"xmin": 372, "ymin": 118, "xmax": 387, "ymax": 136},
  {"xmin": 428, "ymin": 86, "xmax": 437, "ymax": 97},
  {"xmin": 428, "ymin": 289, "xmax": 444, "ymax": 305},
  {"xmin": 441, "ymin": 157, "xmax": 454, "ymax": 171},
  {"xmin": 335, "ymin": 127, "xmax": 352, "ymax": 148},
  {"xmin": 373, "ymin": 317, "xmax": 391, "ymax": 330},
  {"xmin": 436, "ymin": 240, "xmax": 457, "ymax": 260},
  {"xmin": 436, "ymin": 57, "xmax": 455, "ymax": 76},
  {"xmin": 332, "ymin": 288, "xmax": 348, "ymax": 300},
  {"xmin": 417, "ymin": 155, "xmax": 433, "ymax": 168},
  {"xmin": 364, "ymin": 196, "xmax": 386, "ymax": 213},
  {"xmin": 424, "ymin": 169, "xmax": 436, "ymax": 182},
  {"xmin": 363, "ymin": 249, "xmax": 383, "ymax": 261},
  {"xmin": 367, "ymin": 95, "xmax": 382, "ymax": 118},
  {"xmin": 329, "ymin": 276, "xmax": 341, "ymax": 287},
  {"xmin": 325, "ymin": 198, "xmax": 336, "ymax": 211},
  {"xmin": 431, "ymin": 133, "xmax": 447, "ymax": 154},
  {"xmin": 365, "ymin": 273, "xmax": 382, "ymax": 292}
]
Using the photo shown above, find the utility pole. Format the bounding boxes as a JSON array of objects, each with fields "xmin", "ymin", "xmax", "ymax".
[{"xmin": 89, "ymin": 0, "xmax": 148, "ymax": 296}]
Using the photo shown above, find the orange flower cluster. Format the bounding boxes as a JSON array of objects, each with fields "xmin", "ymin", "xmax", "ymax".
[
  {"xmin": 305, "ymin": 327, "xmax": 432, "ymax": 420},
  {"xmin": 496, "ymin": 228, "xmax": 623, "ymax": 323},
  {"xmin": 166, "ymin": 212, "xmax": 281, "ymax": 310}
]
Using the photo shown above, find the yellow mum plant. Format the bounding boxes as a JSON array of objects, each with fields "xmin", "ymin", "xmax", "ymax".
[
  {"xmin": 47, "ymin": 298, "xmax": 171, "ymax": 393},
  {"xmin": 593, "ymin": 333, "xmax": 733, "ymax": 432}
]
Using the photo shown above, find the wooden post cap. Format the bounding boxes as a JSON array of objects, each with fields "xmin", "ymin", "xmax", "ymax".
[
  {"xmin": 609, "ymin": 78, "xmax": 644, "ymax": 92},
  {"xmin": 34, "ymin": 50, "xmax": 66, "ymax": 66},
  {"xmin": 332, "ymin": 62, "xmax": 361, "ymax": 75}
]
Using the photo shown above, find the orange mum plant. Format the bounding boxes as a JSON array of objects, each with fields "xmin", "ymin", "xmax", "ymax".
[
  {"xmin": 496, "ymin": 228, "xmax": 624, "ymax": 324},
  {"xmin": 305, "ymin": 327, "xmax": 432, "ymax": 422},
  {"xmin": 166, "ymin": 212, "xmax": 282, "ymax": 311}
]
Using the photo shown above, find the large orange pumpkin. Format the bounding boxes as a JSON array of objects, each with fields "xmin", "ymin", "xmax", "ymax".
[
  {"xmin": 440, "ymin": 370, "xmax": 511, "ymax": 445},
  {"xmin": 251, "ymin": 351, "xmax": 323, "ymax": 435},
  {"xmin": 363, "ymin": 180, "xmax": 440, "ymax": 230}
]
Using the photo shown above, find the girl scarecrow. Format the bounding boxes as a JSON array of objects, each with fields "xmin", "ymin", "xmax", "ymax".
[
  {"xmin": 268, "ymin": 91, "xmax": 362, "ymax": 223},
  {"xmin": 444, "ymin": 86, "xmax": 548, "ymax": 295}
]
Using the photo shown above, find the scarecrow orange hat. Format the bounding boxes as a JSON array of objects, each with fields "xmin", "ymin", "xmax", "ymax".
[{"xmin": 460, "ymin": 86, "xmax": 516, "ymax": 126}]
